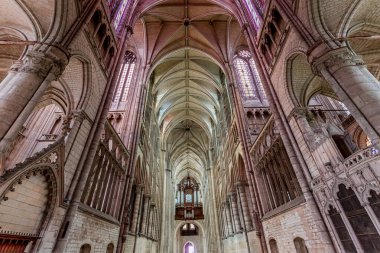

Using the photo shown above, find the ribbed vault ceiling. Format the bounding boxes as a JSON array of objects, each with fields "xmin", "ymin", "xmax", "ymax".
[{"xmin": 133, "ymin": 0, "xmax": 247, "ymax": 181}]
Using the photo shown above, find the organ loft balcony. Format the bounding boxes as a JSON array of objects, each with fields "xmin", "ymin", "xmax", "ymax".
[{"xmin": 175, "ymin": 175, "xmax": 204, "ymax": 220}]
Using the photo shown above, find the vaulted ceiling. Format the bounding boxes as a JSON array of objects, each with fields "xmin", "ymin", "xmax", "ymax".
[{"xmin": 131, "ymin": 0, "xmax": 247, "ymax": 181}]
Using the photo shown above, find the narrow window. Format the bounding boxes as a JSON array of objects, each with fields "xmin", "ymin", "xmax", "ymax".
[
  {"xmin": 294, "ymin": 237, "xmax": 308, "ymax": 253},
  {"xmin": 368, "ymin": 190, "xmax": 380, "ymax": 220},
  {"xmin": 80, "ymin": 244, "xmax": 91, "ymax": 253},
  {"xmin": 233, "ymin": 50, "xmax": 266, "ymax": 102},
  {"xmin": 338, "ymin": 184, "xmax": 380, "ymax": 252},
  {"xmin": 243, "ymin": 0, "xmax": 262, "ymax": 29},
  {"xmin": 106, "ymin": 243, "xmax": 114, "ymax": 253},
  {"xmin": 269, "ymin": 239, "xmax": 279, "ymax": 253},
  {"xmin": 112, "ymin": 0, "xmax": 130, "ymax": 34},
  {"xmin": 328, "ymin": 205, "xmax": 356, "ymax": 252},
  {"xmin": 112, "ymin": 51, "xmax": 136, "ymax": 107}
]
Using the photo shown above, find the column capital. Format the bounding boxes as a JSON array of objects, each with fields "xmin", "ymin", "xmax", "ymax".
[
  {"xmin": 310, "ymin": 47, "xmax": 364, "ymax": 75},
  {"xmin": 235, "ymin": 181, "xmax": 248, "ymax": 187},
  {"xmin": 135, "ymin": 184, "xmax": 144, "ymax": 190},
  {"xmin": 227, "ymin": 191, "xmax": 237, "ymax": 197},
  {"xmin": 16, "ymin": 50, "xmax": 68, "ymax": 79},
  {"xmin": 289, "ymin": 107, "xmax": 309, "ymax": 120}
]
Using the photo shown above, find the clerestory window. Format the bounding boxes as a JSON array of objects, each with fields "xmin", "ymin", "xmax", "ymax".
[
  {"xmin": 243, "ymin": 0, "xmax": 263, "ymax": 30},
  {"xmin": 113, "ymin": 51, "xmax": 136, "ymax": 104},
  {"xmin": 233, "ymin": 50, "xmax": 266, "ymax": 101},
  {"xmin": 111, "ymin": 0, "xmax": 131, "ymax": 34}
]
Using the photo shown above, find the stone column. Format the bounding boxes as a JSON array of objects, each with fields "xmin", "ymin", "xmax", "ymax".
[
  {"xmin": 195, "ymin": 185, "xmax": 199, "ymax": 205},
  {"xmin": 219, "ymin": 206, "xmax": 227, "ymax": 238},
  {"xmin": 130, "ymin": 185, "xmax": 143, "ymax": 233},
  {"xmin": 312, "ymin": 47, "xmax": 380, "ymax": 143},
  {"xmin": 223, "ymin": 202, "xmax": 233, "ymax": 236},
  {"xmin": 140, "ymin": 195, "xmax": 151, "ymax": 235},
  {"xmin": 236, "ymin": 182, "xmax": 253, "ymax": 231},
  {"xmin": 148, "ymin": 204, "xmax": 155, "ymax": 238},
  {"xmin": 229, "ymin": 192, "xmax": 242, "ymax": 233},
  {"xmin": 226, "ymin": 199, "xmax": 235, "ymax": 234},
  {"xmin": 0, "ymin": 50, "xmax": 68, "ymax": 157}
]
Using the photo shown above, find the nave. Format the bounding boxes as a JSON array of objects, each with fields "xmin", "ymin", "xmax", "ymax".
[{"xmin": 0, "ymin": 0, "xmax": 380, "ymax": 253}]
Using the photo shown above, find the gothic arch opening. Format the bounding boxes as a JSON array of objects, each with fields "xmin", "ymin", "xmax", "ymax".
[
  {"xmin": 79, "ymin": 244, "xmax": 91, "ymax": 253},
  {"xmin": 337, "ymin": 184, "xmax": 380, "ymax": 252},
  {"xmin": 184, "ymin": 241, "xmax": 195, "ymax": 253},
  {"xmin": 2, "ymin": 102, "xmax": 65, "ymax": 171},
  {"xmin": 0, "ymin": 166, "xmax": 58, "ymax": 252}
]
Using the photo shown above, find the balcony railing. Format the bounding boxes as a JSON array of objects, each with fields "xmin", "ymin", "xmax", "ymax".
[
  {"xmin": 101, "ymin": 120, "xmax": 129, "ymax": 171},
  {"xmin": 343, "ymin": 145, "xmax": 380, "ymax": 169}
]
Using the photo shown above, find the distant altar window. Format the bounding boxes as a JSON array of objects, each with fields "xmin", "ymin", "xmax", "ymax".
[
  {"xmin": 184, "ymin": 242, "xmax": 195, "ymax": 253},
  {"xmin": 181, "ymin": 223, "xmax": 198, "ymax": 236}
]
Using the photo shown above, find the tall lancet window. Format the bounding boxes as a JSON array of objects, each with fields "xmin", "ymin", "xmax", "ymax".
[
  {"xmin": 112, "ymin": 0, "xmax": 131, "ymax": 34},
  {"xmin": 107, "ymin": 0, "xmax": 119, "ymax": 15},
  {"xmin": 233, "ymin": 50, "xmax": 266, "ymax": 101},
  {"xmin": 243, "ymin": 0, "xmax": 262, "ymax": 30},
  {"xmin": 113, "ymin": 51, "xmax": 136, "ymax": 104}
]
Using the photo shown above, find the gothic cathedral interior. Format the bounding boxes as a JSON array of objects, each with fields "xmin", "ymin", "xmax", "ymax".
[{"xmin": 1, "ymin": 0, "xmax": 380, "ymax": 253}]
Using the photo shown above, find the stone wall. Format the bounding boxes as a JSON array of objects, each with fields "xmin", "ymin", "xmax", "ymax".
[
  {"xmin": 64, "ymin": 211, "xmax": 119, "ymax": 253},
  {"xmin": 125, "ymin": 235, "xmax": 158, "ymax": 253},
  {"xmin": 262, "ymin": 203, "xmax": 331, "ymax": 253},
  {"xmin": 222, "ymin": 231, "xmax": 260, "ymax": 253}
]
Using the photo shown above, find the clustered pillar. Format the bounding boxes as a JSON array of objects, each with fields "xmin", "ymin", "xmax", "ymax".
[
  {"xmin": 236, "ymin": 182, "xmax": 253, "ymax": 231},
  {"xmin": 312, "ymin": 47, "xmax": 380, "ymax": 144},
  {"xmin": 0, "ymin": 49, "xmax": 68, "ymax": 160},
  {"xmin": 140, "ymin": 195, "xmax": 150, "ymax": 235},
  {"xmin": 220, "ymin": 186, "xmax": 254, "ymax": 239},
  {"xmin": 128, "ymin": 186, "xmax": 159, "ymax": 241},
  {"xmin": 229, "ymin": 192, "xmax": 242, "ymax": 232},
  {"xmin": 130, "ymin": 185, "xmax": 143, "ymax": 233}
]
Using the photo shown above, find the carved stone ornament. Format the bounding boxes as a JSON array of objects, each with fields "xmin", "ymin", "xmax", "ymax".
[
  {"xmin": 304, "ymin": 130, "xmax": 328, "ymax": 151},
  {"xmin": 318, "ymin": 188, "xmax": 329, "ymax": 207},
  {"xmin": 290, "ymin": 107, "xmax": 308, "ymax": 120},
  {"xmin": 17, "ymin": 51, "xmax": 68, "ymax": 79},
  {"xmin": 312, "ymin": 47, "xmax": 365, "ymax": 75},
  {"xmin": 0, "ymin": 137, "xmax": 65, "ymax": 197}
]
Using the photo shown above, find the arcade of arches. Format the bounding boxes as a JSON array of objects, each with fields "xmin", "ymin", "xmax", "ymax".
[{"xmin": 1, "ymin": 0, "xmax": 380, "ymax": 252}]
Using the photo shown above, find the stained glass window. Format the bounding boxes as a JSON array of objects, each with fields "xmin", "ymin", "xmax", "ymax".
[
  {"xmin": 233, "ymin": 50, "xmax": 266, "ymax": 101},
  {"xmin": 244, "ymin": 0, "xmax": 262, "ymax": 30},
  {"xmin": 112, "ymin": 0, "xmax": 130, "ymax": 34},
  {"xmin": 234, "ymin": 58, "xmax": 256, "ymax": 99},
  {"xmin": 113, "ymin": 51, "xmax": 136, "ymax": 103}
]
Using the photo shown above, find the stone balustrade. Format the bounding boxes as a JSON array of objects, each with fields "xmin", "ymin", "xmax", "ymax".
[
  {"xmin": 101, "ymin": 120, "xmax": 129, "ymax": 171},
  {"xmin": 343, "ymin": 145, "xmax": 380, "ymax": 169}
]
